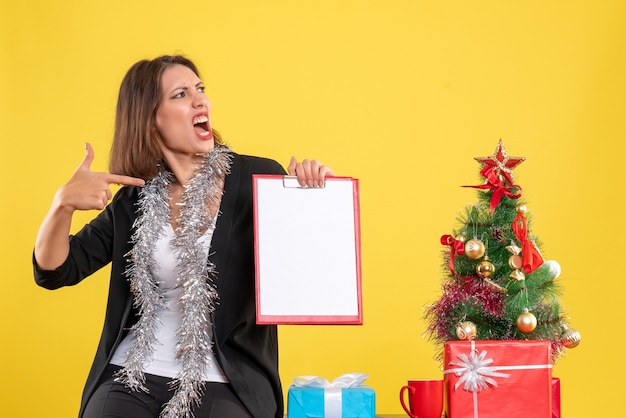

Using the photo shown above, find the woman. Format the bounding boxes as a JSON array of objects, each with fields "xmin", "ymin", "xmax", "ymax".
[{"xmin": 33, "ymin": 55, "xmax": 333, "ymax": 418}]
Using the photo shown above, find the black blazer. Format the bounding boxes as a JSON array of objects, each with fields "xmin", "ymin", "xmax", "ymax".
[{"xmin": 34, "ymin": 152, "xmax": 286, "ymax": 418}]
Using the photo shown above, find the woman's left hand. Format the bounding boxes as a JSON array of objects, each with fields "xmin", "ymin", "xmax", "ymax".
[{"xmin": 287, "ymin": 157, "xmax": 335, "ymax": 188}]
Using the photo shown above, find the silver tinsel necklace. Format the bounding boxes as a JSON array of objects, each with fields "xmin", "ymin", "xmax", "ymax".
[{"xmin": 115, "ymin": 145, "xmax": 232, "ymax": 418}]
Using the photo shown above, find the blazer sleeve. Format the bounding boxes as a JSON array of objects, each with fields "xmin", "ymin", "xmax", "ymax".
[{"xmin": 33, "ymin": 186, "xmax": 138, "ymax": 290}]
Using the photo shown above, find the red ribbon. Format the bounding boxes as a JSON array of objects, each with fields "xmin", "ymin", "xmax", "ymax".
[
  {"xmin": 511, "ymin": 214, "xmax": 544, "ymax": 274},
  {"xmin": 441, "ymin": 235, "xmax": 474, "ymax": 282},
  {"xmin": 463, "ymin": 166, "xmax": 523, "ymax": 213}
]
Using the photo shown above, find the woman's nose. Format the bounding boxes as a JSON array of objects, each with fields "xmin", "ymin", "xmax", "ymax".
[{"xmin": 193, "ymin": 92, "xmax": 209, "ymax": 108}]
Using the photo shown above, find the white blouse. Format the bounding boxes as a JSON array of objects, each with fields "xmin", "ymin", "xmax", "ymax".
[{"xmin": 110, "ymin": 222, "xmax": 228, "ymax": 383}]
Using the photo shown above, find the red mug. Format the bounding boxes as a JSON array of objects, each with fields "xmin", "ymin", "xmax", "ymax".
[{"xmin": 399, "ymin": 379, "xmax": 443, "ymax": 418}]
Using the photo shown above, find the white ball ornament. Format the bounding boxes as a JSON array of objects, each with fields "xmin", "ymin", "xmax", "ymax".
[{"xmin": 544, "ymin": 260, "xmax": 561, "ymax": 279}]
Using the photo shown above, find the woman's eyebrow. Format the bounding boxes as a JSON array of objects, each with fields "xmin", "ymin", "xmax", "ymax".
[
  {"xmin": 167, "ymin": 85, "xmax": 188, "ymax": 95},
  {"xmin": 167, "ymin": 81, "xmax": 204, "ymax": 95}
]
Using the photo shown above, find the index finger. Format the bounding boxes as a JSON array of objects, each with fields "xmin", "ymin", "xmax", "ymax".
[{"xmin": 104, "ymin": 173, "xmax": 145, "ymax": 187}]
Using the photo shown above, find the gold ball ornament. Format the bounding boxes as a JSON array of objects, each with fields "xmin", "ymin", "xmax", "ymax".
[
  {"xmin": 455, "ymin": 234, "xmax": 467, "ymax": 243},
  {"xmin": 456, "ymin": 321, "xmax": 478, "ymax": 340},
  {"xmin": 561, "ymin": 327, "xmax": 581, "ymax": 348},
  {"xmin": 516, "ymin": 309, "xmax": 537, "ymax": 333},
  {"xmin": 464, "ymin": 238, "xmax": 485, "ymax": 260},
  {"xmin": 476, "ymin": 258, "xmax": 496, "ymax": 278},
  {"xmin": 516, "ymin": 204, "xmax": 528, "ymax": 215}
]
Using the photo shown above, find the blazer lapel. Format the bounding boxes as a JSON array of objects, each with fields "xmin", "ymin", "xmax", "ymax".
[{"xmin": 209, "ymin": 152, "xmax": 240, "ymax": 278}]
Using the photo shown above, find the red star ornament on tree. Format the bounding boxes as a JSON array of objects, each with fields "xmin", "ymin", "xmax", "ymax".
[{"xmin": 475, "ymin": 139, "xmax": 526, "ymax": 186}]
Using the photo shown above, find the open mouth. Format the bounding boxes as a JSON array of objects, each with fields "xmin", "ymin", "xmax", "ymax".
[{"xmin": 193, "ymin": 115, "xmax": 211, "ymax": 137}]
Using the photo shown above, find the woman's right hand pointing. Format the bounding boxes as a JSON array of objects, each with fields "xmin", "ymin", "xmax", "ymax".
[{"xmin": 56, "ymin": 143, "xmax": 145, "ymax": 212}]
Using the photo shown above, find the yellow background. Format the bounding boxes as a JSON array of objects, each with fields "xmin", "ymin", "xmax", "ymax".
[{"xmin": 1, "ymin": 1, "xmax": 623, "ymax": 416}]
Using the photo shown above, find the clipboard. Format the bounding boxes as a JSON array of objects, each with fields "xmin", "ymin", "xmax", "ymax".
[{"xmin": 253, "ymin": 175, "xmax": 362, "ymax": 324}]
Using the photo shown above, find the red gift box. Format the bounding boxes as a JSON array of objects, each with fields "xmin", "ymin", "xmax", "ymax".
[
  {"xmin": 443, "ymin": 340, "xmax": 553, "ymax": 418},
  {"xmin": 552, "ymin": 377, "xmax": 561, "ymax": 418}
]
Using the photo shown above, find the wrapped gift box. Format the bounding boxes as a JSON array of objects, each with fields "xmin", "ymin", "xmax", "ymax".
[
  {"xmin": 444, "ymin": 340, "xmax": 552, "ymax": 418},
  {"xmin": 287, "ymin": 385, "xmax": 376, "ymax": 418},
  {"xmin": 552, "ymin": 377, "xmax": 561, "ymax": 418}
]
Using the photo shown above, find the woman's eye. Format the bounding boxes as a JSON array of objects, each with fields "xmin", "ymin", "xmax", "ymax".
[
  {"xmin": 173, "ymin": 91, "xmax": 185, "ymax": 99},
  {"xmin": 197, "ymin": 86, "xmax": 205, "ymax": 93}
]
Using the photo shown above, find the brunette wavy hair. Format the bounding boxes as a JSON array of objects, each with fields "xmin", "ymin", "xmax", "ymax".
[{"xmin": 109, "ymin": 55, "xmax": 223, "ymax": 180}]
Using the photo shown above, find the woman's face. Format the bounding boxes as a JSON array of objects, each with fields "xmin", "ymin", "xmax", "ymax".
[{"xmin": 156, "ymin": 64, "xmax": 214, "ymax": 161}]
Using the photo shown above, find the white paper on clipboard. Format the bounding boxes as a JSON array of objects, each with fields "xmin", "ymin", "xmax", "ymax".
[{"xmin": 253, "ymin": 175, "xmax": 362, "ymax": 324}]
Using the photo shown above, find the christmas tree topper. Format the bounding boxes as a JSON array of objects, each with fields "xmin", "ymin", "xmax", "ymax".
[
  {"xmin": 464, "ymin": 140, "xmax": 524, "ymax": 213},
  {"xmin": 475, "ymin": 139, "xmax": 525, "ymax": 186}
]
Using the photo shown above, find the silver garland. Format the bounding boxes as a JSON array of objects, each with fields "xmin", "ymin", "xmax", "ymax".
[{"xmin": 115, "ymin": 145, "xmax": 232, "ymax": 418}]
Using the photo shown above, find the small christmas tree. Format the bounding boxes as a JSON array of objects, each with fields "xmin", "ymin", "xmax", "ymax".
[{"xmin": 425, "ymin": 140, "xmax": 580, "ymax": 363}]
